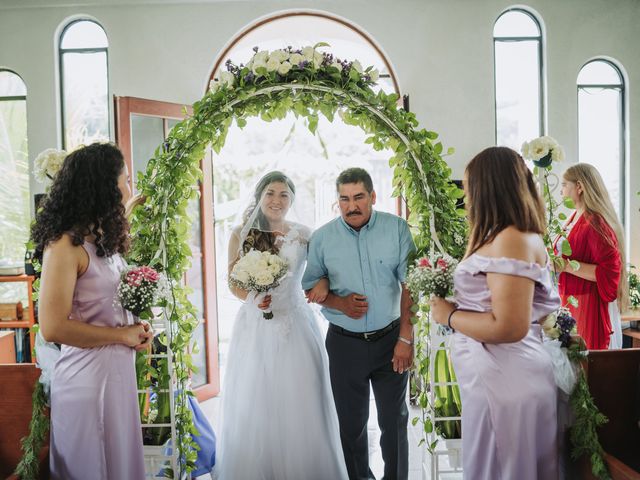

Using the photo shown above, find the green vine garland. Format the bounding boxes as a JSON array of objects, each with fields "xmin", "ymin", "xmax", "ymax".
[
  {"xmin": 529, "ymin": 143, "xmax": 611, "ymax": 480},
  {"xmin": 128, "ymin": 43, "xmax": 466, "ymax": 474},
  {"xmin": 16, "ymin": 44, "xmax": 466, "ymax": 477}
]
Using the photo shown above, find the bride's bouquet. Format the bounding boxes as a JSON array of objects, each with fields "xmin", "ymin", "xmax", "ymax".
[
  {"xmin": 406, "ymin": 253, "xmax": 458, "ymax": 299},
  {"xmin": 230, "ymin": 249, "xmax": 289, "ymax": 319},
  {"xmin": 116, "ymin": 265, "xmax": 170, "ymax": 320}
]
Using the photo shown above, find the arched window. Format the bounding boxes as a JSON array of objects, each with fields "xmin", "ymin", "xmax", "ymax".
[
  {"xmin": 577, "ymin": 60, "xmax": 626, "ymax": 218},
  {"xmin": 208, "ymin": 12, "xmax": 400, "ymax": 411},
  {"xmin": 59, "ymin": 19, "xmax": 109, "ymax": 149},
  {"xmin": 0, "ymin": 69, "xmax": 29, "ymax": 266},
  {"xmin": 493, "ymin": 8, "xmax": 544, "ymax": 149}
]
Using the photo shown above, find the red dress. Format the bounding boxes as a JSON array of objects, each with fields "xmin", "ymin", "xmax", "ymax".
[{"xmin": 558, "ymin": 212, "xmax": 621, "ymax": 350}]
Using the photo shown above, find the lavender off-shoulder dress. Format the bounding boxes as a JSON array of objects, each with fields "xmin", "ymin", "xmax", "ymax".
[
  {"xmin": 452, "ymin": 254, "xmax": 561, "ymax": 480},
  {"xmin": 50, "ymin": 241, "xmax": 145, "ymax": 480}
]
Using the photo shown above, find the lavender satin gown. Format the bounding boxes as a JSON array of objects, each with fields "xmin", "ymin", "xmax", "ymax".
[
  {"xmin": 50, "ymin": 241, "xmax": 145, "ymax": 480},
  {"xmin": 452, "ymin": 254, "xmax": 561, "ymax": 480}
]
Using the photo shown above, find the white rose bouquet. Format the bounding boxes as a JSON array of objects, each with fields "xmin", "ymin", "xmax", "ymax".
[
  {"xmin": 521, "ymin": 135, "xmax": 565, "ymax": 167},
  {"xmin": 34, "ymin": 148, "xmax": 67, "ymax": 183},
  {"xmin": 229, "ymin": 249, "xmax": 289, "ymax": 319}
]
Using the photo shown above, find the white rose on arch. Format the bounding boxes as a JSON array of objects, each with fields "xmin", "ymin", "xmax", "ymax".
[
  {"xmin": 269, "ymin": 49, "xmax": 289, "ymax": 64},
  {"xmin": 277, "ymin": 61, "xmax": 293, "ymax": 75},
  {"xmin": 289, "ymin": 53, "xmax": 304, "ymax": 67},
  {"xmin": 301, "ymin": 46, "xmax": 315, "ymax": 62},
  {"xmin": 219, "ymin": 71, "xmax": 235, "ymax": 89},
  {"xmin": 266, "ymin": 56, "xmax": 281, "ymax": 72},
  {"xmin": 369, "ymin": 69, "xmax": 380, "ymax": 82},
  {"xmin": 352, "ymin": 60, "xmax": 363, "ymax": 74},
  {"xmin": 251, "ymin": 50, "xmax": 269, "ymax": 74}
]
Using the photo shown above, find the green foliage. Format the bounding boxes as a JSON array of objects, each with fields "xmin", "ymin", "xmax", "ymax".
[
  {"xmin": 128, "ymin": 46, "xmax": 467, "ymax": 474},
  {"xmin": 14, "ymin": 381, "xmax": 49, "ymax": 480},
  {"xmin": 569, "ymin": 369, "xmax": 611, "ymax": 480},
  {"xmin": 433, "ymin": 343, "xmax": 461, "ymax": 439},
  {"xmin": 628, "ymin": 266, "xmax": 640, "ymax": 309},
  {"xmin": 536, "ymin": 153, "xmax": 610, "ymax": 479}
]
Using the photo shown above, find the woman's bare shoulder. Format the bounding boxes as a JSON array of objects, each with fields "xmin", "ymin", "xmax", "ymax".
[{"xmin": 484, "ymin": 227, "xmax": 546, "ymax": 265}]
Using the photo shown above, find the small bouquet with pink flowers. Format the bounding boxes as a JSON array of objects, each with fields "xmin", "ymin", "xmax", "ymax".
[
  {"xmin": 116, "ymin": 265, "xmax": 170, "ymax": 320},
  {"xmin": 406, "ymin": 253, "xmax": 458, "ymax": 299}
]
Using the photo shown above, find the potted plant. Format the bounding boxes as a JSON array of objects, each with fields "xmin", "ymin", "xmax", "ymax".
[{"xmin": 434, "ymin": 342, "xmax": 462, "ymax": 468}]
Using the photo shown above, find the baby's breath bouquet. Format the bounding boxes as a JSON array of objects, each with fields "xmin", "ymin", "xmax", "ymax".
[
  {"xmin": 406, "ymin": 253, "xmax": 458, "ymax": 300},
  {"xmin": 230, "ymin": 249, "xmax": 289, "ymax": 319},
  {"xmin": 116, "ymin": 265, "xmax": 170, "ymax": 320}
]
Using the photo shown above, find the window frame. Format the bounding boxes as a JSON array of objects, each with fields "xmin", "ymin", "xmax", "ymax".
[
  {"xmin": 493, "ymin": 7, "xmax": 545, "ymax": 145},
  {"xmin": 58, "ymin": 18, "xmax": 110, "ymax": 149},
  {"xmin": 577, "ymin": 59, "xmax": 626, "ymax": 220}
]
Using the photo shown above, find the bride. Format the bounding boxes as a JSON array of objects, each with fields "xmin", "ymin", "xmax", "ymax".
[{"xmin": 213, "ymin": 171, "xmax": 348, "ymax": 479}]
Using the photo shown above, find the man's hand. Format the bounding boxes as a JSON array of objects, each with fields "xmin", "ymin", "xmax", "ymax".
[
  {"xmin": 392, "ymin": 340, "xmax": 413, "ymax": 374},
  {"xmin": 339, "ymin": 293, "xmax": 368, "ymax": 319}
]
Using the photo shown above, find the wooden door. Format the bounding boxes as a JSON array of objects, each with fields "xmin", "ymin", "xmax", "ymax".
[{"xmin": 114, "ymin": 96, "xmax": 219, "ymax": 399}]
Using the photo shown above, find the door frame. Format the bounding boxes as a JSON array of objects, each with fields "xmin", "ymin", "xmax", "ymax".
[{"xmin": 114, "ymin": 96, "xmax": 220, "ymax": 400}]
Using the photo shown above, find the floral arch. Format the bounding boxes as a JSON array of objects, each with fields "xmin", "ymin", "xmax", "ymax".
[{"xmin": 126, "ymin": 44, "xmax": 466, "ymax": 473}]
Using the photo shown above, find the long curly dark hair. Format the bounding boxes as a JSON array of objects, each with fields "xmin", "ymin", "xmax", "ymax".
[
  {"xmin": 31, "ymin": 142, "xmax": 130, "ymax": 261},
  {"xmin": 242, "ymin": 171, "xmax": 295, "ymax": 255}
]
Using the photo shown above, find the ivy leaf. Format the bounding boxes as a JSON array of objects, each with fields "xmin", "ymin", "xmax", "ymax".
[
  {"xmin": 561, "ymin": 241, "xmax": 573, "ymax": 256},
  {"xmin": 564, "ymin": 197, "xmax": 576, "ymax": 209},
  {"xmin": 308, "ymin": 114, "xmax": 319, "ymax": 134},
  {"xmin": 569, "ymin": 260, "xmax": 580, "ymax": 272}
]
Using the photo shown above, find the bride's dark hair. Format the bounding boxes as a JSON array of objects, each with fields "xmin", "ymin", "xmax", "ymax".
[{"xmin": 242, "ymin": 171, "xmax": 295, "ymax": 255}]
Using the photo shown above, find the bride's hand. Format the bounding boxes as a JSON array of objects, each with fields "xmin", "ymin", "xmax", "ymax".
[
  {"xmin": 306, "ymin": 278, "xmax": 329, "ymax": 303},
  {"xmin": 249, "ymin": 292, "xmax": 272, "ymax": 310}
]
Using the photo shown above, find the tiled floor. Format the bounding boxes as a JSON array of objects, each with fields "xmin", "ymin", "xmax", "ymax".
[{"xmin": 198, "ymin": 393, "xmax": 460, "ymax": 480}]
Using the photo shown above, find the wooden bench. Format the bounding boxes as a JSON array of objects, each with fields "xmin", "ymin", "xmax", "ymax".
[
  {"xmin": 578, "ymin": 349, "xmax": 640, "ymax": 479},
  {"xmin": 0, "ymin": 364, "xmax": 49, "ymax": 479},
  {"xmin": 623, "ymin": 328, "xmax": 640, "ymax": 348}
]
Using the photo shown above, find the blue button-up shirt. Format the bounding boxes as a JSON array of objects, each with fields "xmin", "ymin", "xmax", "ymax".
[{"xmin": 302, "ymin": 210, "xmax": 416, "ymax": 332}]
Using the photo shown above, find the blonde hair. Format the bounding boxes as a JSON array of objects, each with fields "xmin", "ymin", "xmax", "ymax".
[{"xmin": 563, "ymin": 163, "xmax": 628, "ymax": 310}]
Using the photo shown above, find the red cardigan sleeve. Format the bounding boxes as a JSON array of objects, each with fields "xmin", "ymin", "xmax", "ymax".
[{"xmin": 589, "ymin": 217, "xmax": 621, "ymax": 303}]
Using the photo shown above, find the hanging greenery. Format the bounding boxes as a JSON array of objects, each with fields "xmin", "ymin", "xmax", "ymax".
[
  {"xmin": 522, "ymin": 136, "xmax": 611, "ymax": 480},
  {"xmin": 17, "ymin": 43, "xmax": 465, "ymax": 477},
  {"xmin": 126, "ymin": 43, "xmax": 467, "ymax": 474}
]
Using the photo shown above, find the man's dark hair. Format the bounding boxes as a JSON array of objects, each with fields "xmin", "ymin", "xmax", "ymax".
[{"xmin": 336, "ymin": 167, "xmax": 373, "ymax": 193}]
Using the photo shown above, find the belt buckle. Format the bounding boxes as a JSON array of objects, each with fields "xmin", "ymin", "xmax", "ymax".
[{"xmin": 363, "ymin": 331, "xmax": 371, "ymax": 341}]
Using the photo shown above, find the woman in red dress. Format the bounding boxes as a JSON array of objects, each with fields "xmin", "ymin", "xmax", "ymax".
[{"xmin": 558, "ymin": 163, "xmax": 628, "ymax": 350}]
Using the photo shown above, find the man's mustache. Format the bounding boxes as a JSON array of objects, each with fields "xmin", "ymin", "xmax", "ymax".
[{"xmin": 347, "ymin": 210, "xmax": 362, "ymax": 216}]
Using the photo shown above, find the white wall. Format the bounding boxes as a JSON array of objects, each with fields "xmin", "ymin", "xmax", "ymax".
[{"xmin": 1, "ymin": 0, "xmax": 638, "ymax": 264}]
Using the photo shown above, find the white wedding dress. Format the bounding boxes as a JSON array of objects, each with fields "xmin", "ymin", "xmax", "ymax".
[{"xmin": 214, "ymin": 224, "xmax": 348, "ymax": 480}]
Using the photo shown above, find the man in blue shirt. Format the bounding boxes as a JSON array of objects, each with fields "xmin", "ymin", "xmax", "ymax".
[{"xmin": 302, "ymin": 168, "xmax": 416, "ymax": 480}]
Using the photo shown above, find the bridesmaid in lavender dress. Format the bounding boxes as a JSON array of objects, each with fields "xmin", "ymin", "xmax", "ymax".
[
  {"xmin": 33, "ymin": 143, "xmax": 152, "ymax": 480},
  {"xmin": 430, "ymin": 147, "xmax": 561, "ymax": 480}
]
